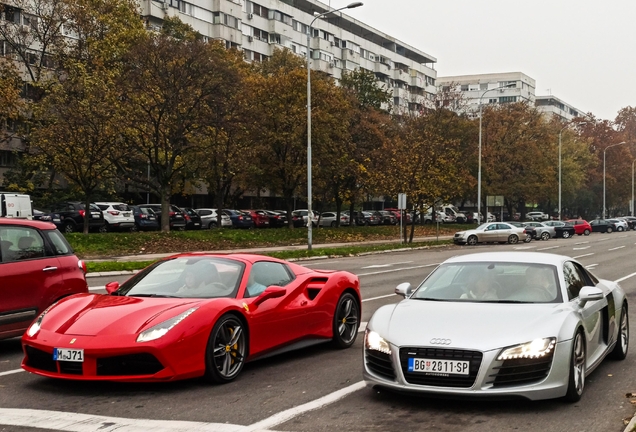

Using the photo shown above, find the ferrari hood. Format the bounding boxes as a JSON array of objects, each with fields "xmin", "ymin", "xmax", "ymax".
[
  {"xmin": 42, "ymin": 294, "xmax": 201, "ymax": 337},
  {"xmin": 372, "ymin": 299, "xmax": 570, "ymax": 352}
]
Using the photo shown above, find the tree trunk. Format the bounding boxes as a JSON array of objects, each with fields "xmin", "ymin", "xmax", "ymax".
[{"xmin": 161, "ymin": 185, "xmax": 171, "ymax": 232}]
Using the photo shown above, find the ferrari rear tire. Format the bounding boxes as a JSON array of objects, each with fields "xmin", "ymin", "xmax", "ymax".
[
  {"xmin": 332, "ymin": 292, "xmax": 359, "ymax": 349},
  {"xmin": 565, "ymin": 330, "xmax": 586, "ymax": 402},
  {"xmin": 610, "ymin": 304, "xmax": 629, "ymax": 360},
  {"xmin": 204, "ymin": 314, "xmax": 247, "ymax": 384}
]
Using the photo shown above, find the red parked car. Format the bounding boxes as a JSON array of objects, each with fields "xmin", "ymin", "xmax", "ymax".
[
  {"xmin": 565, "ymin": 219, "xmax": 592, "ymax": 236},
  {"xmin": 22, "ymin": 253, "xmax": 361, "ymax": 383},
  {"xmin": 384, "ymin": 208, "xmax": 412, "ymax": 224},
  {"xmin": 1, "ymin": 218, "xmax": 87, "ymax": 340},
  {"xmin": 244, "ymin": 210, "xmax": 270, "ymax": 228}
]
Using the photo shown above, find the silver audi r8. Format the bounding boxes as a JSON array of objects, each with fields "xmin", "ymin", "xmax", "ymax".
[{"xmin": 363, "ymin": 252, "xmax": 629, "ymax": 401}]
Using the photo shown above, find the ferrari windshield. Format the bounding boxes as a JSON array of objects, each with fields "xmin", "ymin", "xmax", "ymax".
[
  {"xmin": 411, "ymin": 262, "xmax": 562, "ymax": 303},
  {"xmin": 117, "ymin": 257, "xmax": 244, "ymax": 299}
]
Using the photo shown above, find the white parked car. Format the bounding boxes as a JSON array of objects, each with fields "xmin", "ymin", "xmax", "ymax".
[
  {"xmin": 453, "ymin": 222, "xmax": 527, "ymax": 245},
  {"xmin": 194, "ymin": 208, "xmax": 232, "ymax": 229},
  {"xmin": 527, "ymin": 211, "xmax": 550, "ymax": 221},
  {"xmin": 319, "ymin": 211, "xmax": 350, "ymax": 227},
  {"xmin": 94, "ymin": 202, "xmax": 135, "ymax": 231}
]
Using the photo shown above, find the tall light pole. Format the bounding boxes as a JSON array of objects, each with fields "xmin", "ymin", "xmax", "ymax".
[
  {"xmin": 558, "ymin": 121, "xmax": 586, "ymax": 220},
  {"xmin": 603, "ymin": 141, "xmax": 627, "ymax": 218},
  {"xmin": 306, "ymin": 1, "xmax": 362, "ymax": 250},
  {"xmin": 477, "ymin": 83, "xmax": 515, "ymax": 224}
]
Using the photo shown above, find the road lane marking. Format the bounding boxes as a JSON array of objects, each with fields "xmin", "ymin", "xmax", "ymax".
[
  {"xmin": 0, "ymin": 369, "xmax": 23, "ymax": 377},
  {"xmin": 358, "ymin": 263, "xmax": 439, "ymax": 277},
  {"xmin": 585, "ymin": 264, "xmax": 598, "ymax": 269},
  {"xmin": 615, "ymin": 271, "xmax": 636, "ymax": 283},
  {"xmin": 536, "ymin": 246, "xmax": 560, "ymax": 251},
  {"xmin": 358, "ymin": 322, "xmax": 367, "ymax": 333},
  {"xmin": 513, "ymin": 246, "xmax": 535, "ymax": 250},
  {"xmin": 608, "ymin": 246, "xmax": 625, "ymax": 251},
  {"xmin": 0, "ymin": 408, "xmax": 254, "ymax": 432},
  {"xmin": 573, "ymin": 253, "xmax": 594, "ymax": 259},
  {"xmin": 573, "ymin": 246, "xmax": 590, "ymax": 250},
  {"xmin": 363, "ymin": 294, "xmax": 396, "ymax": 302},
  {"xmin": 574, "ymin": 241, "xmax": 589, "ymax": 245},
  {"xmin": 89, "ymin": 286, "xmax": 105, "ymax": 292},
  {"xmin": 596, "ymin": 237, "xmax": 610, "ymax": 241},
  {"xmin": 362, "ymin": 261, "xmax": 413, "ymax": 269},
  {"xmin": 245, "ymin": 381, "xmax": 366, "ymax": 431}
]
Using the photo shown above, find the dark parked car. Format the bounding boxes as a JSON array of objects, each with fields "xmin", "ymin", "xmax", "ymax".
[
  {"xmin": 223, "ymin": 209, "xmax": 254, "ymax": 229},
  {"xmin": 130, "ymin": 205, "xmax": 159, "ymax": 231},
  {"xmin": 264, "ymin": 210, "xmax": 288, "ymax": 228},
  {"xmin": 180, "ymin": 207, "xmax": 202, "ymax": 230},
  {"xmin": 138, "ymin": 204, "xmax": 187, "ymax": 230},
  {"xmin": 589, "ymin": 219, "xmax": 617, "ymax": 233},
  {"xmin": 0, "ymin": 218, "xmax": 87, "ymax": 340},
  {"xmin": 48, "ymin": 201, "xmax": 106, "ymax": 234},
  {"xmin": 377, "ymin": 210, "xmax": 398, "ymax": 225}
]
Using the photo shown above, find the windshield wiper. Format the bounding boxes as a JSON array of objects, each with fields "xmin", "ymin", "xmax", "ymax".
[{"xmin": 411, "ymin": 297, "xmax": 450, "ymax": 302}]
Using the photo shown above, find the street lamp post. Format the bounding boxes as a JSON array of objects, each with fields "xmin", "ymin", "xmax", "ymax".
[
  {"xmin": 306, "ymin": 1, "xmax": 362, "ymax": 250},
  {"xmin": 558, "ymin": 121, "xmax": 586, "ymax": 221},
  {"xmin": 477, "ymin": 83, "xmax": 515, "ymax": 224},
  {"xmin": 603, "ymin": 141, "xmax": 627, "ymax": 219},
  {"xmin": 632, "ymin": 158, "xmax": 635, "ymax": 216}
]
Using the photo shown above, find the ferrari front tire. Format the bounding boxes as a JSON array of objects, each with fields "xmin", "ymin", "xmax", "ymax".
[
  {"xmin": 565, "ymin": 330, "xmax": 586, "ymax": 402},
  {"xmin": 332, "ymin": 292, "xmax": 360, "ymax": 349},
  {"xmin": 610, "ymin": 304, "xmax": 629, "ymax": 360},
  {"xmin": 204, "ymin": 314, "xmax": 247, "ymax": 384}
]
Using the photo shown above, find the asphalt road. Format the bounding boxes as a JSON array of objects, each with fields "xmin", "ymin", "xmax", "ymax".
[{"xmin": 1, "ymin": 232, "xmax": 636, "ymax": 432}]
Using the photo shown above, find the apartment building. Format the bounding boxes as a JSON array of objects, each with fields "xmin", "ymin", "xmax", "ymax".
[
  {"xmin": 437, "ymin": 72, "xmax": 536, "ymax": 118},
  {"xmin": 535, "ymin": 95, "xmax": 584, "ymax": 121},
  {"xmin": 138, "ymin": 0, "xmax": 438, "ymax": 114}
]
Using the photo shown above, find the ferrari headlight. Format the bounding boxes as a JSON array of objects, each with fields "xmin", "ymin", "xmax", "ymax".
[
  {"xmin": 136, "ymin": 307, "xmax": 198, "ymax": 343},
  {"xmin": 26, "ymin": 303, "xmax": 57, "ymax": 337},
  {"xmin": 365, "ymin": 329, "xmax": 391, "ymax": 355},
  {"xmin": 497, "ymin": 337, "xmax": 556, "ymax": 361}
]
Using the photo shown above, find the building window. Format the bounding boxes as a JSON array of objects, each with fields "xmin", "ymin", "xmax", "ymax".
[
  {"xmin": 0, "ymin": 151, "xmax": 17, "ymax": 167},
  {"xmin": 499, "ymin": 96, "xmax": 517, "ymax": 103},
  {"xmin": 460, "ymin": 84, "xmax": 469, "ymax": 91}
]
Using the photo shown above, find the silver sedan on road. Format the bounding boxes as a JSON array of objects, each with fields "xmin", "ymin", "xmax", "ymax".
[
  {"xmin": 523, "ymin": 221, "xmax": 556, "ymax": 240},
  {"xmin": 363, "ymin": 252, "xmax": 629, "ymax": 401},
  {"xmin": 453, "ymin": 222, "xmax": 526, "ymax": 245}
]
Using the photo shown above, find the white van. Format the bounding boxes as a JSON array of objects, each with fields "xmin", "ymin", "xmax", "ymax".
[
  {"xmin": 440, "ymin": 204, "xmax": 467, "ymax": 223},
  {"xmin": 0, "ymin": 193, "xmax": 33, "ymax": 219}
]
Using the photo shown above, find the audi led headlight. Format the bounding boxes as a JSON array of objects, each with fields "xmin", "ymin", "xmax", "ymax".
[
  {"xmin": 137, "ymin": 307, "xmax": 198, "ymax": 343},
  {"xmin": 365, "ymin": 329, "xmax": 391, "ymax": 355},
  {"xmin": 497, "ymin": 337, "xmax": 556, "ymax": 361}
]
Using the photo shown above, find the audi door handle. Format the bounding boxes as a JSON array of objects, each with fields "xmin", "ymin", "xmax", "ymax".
[{"xmin": 42, "ymin": 266, "xmax": 58, "ymax": 272}]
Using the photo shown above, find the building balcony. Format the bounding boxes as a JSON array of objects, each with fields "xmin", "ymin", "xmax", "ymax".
[
  {"xmin": 209, "ymin": 24, "xmax": 243, "ymax": 45},
  {"xmin": 393, "ymin": 68, "xmax": 409, "ymax": 82},
  {"xmin": 341, "ymin": 48, "xmax": 359, "ymax": 62},
  {"xmin": 310, "ymin": 37, "xmax": 333, "ymax": 52},
  {"xmin": 374, "ymin": 61, "xmax": 391, "ymax": 76}
]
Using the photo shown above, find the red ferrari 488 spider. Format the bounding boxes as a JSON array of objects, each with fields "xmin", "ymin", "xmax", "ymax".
[{"xmin": 22, "ymin": 253, "xmax": 361, "ymax": 383}]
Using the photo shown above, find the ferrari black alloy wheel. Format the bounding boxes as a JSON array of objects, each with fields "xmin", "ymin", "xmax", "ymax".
[
  {"xmin": 332, "ymin": 292, "xmax": 359, "ymax": 349},
  {"xmin": 565, "ymin": 330, "xmax": 586, "ymax": 402},
  {"xmin": 611, "ymin": 304, "xmax": 629, "ymax": 360},
  {"xmin": 205, "ymin": 314, "xmax": 247, "ymax": 383}
]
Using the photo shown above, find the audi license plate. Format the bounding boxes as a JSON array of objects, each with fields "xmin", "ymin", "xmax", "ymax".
[
  {"xmin": 53, "ymin": 348, "xmax": 84, "ymax": 362},
  {"xmin": 408, "ymin": 358, "xmax": 469, "ymax": 375}
]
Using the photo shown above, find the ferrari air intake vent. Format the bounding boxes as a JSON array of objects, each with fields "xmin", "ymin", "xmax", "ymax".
[
  {"xmin": 97, "ymin": 353, "xmax": 164, "ymax": 376},
  {"xmin": 59, "ymin": 361, "xmax": 83, "ymax": 375},
  {"xmin": 365, "ymin": 350, "xmax": 395, "ymax": 381},
  {"xmin": 399, "ymin": 347, "xmax": 483, "ymax": 388},
  {"xmin": 24, "ymin": 346, "xmax": 57, "ymax": 372},
  {"xmin": 305, "ymin": 277, "xmax": 328, "ymax": 301},
  {"xmin": 487, "ymin": 353, "xmax": 554, "ymax": 387}
]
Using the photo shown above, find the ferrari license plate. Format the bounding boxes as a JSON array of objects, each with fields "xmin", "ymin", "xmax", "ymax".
[
  {"xmin": 53, "ymin": 348, "xmax": 84, "ymax": 362},
  {"xmin": 408, "ymin": 358, "xmax": 469, "ymax": 375}
]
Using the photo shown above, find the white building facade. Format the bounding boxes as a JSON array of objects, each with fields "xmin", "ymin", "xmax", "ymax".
[
  {"xmin": 139, "ymin": 0, "xmax": 438, "ymax": 114},
  {"xmin": 535, "ymin": 95, "xmax": 584, "ymax": 121},
  {"xmin": 437, "ymin": 72, "xmax": 536, "ymax": 118}
]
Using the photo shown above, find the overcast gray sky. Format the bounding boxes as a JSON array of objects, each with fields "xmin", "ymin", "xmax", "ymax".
[{"xmin": 344, "ymin": 0, "xmax": 635, "ymax": 121}]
